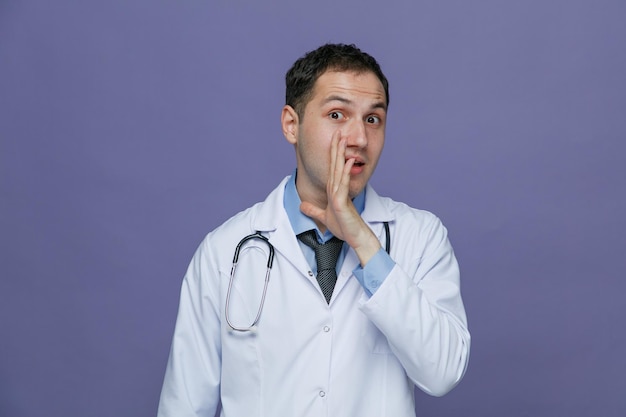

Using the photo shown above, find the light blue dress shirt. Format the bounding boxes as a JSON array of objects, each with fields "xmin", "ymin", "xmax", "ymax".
[{"xmin": 283, "ymin": 171, "xmax": 394, "ymax": 297}]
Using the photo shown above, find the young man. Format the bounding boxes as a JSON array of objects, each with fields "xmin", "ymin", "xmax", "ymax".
[{"xmin": 158, "ymin": 43, "xmax": 470, "ymax": 416}]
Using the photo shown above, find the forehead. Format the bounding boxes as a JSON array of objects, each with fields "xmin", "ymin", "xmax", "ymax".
[{"xmin": 310, "ymin": 70, "xmax": 386, "ymax": 106}]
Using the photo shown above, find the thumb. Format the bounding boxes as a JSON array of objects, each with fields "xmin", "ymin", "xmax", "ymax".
[{"xmin": 300, "ymin": 201, "xmax": 325, "ymax": 224}]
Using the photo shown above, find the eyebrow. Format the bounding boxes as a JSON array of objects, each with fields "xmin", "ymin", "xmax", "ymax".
[{"xmin": 322, "ymin": 95, "xmax": 387, "ymax": 112}]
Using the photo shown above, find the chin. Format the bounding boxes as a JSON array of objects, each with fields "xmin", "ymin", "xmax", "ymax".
[{"xmin": 348, "ymin": 184, "xmax": 366, "ymax": 199}]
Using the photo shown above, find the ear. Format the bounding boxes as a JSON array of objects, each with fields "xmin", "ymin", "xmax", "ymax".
[{"xmin": 281, "ymin": 105, "xmax": 299, "ymax": 145}]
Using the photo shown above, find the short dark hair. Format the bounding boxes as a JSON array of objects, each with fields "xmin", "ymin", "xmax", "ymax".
[{"xmin": 285, "ymin": 43, "xmax": 389, "ymax": 120}]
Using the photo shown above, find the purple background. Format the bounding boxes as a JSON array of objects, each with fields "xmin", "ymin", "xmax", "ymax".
[{"xmin": 1, "ymin": 1, "xmax": 625, "ymax": 416}]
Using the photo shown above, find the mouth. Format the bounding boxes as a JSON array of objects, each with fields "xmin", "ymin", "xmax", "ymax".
[
  {"xmin": 346, "ymin": 156, "xmax": 365, "ymax": 167},
  {"xmin": 348, "ymin": 158, "xmax": 366, "ymax": 175}
]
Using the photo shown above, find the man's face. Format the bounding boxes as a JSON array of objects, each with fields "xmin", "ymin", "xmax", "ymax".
[{"xmin": 283, "ymin": 70, "xmax": 387, "ymax": 206}]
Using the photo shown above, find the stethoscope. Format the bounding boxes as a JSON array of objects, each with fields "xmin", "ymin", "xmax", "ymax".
[{"xmin": 225, "ymin": 222, "xmax": 390, "ymax": 332}]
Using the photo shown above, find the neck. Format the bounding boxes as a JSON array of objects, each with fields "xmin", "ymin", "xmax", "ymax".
[{"xmin": 294, "ymin": 177, "xmax": 329, "ymax": 234}]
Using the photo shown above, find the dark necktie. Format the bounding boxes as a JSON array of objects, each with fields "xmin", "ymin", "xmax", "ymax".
[{"xmin": 297, "ymin": 230, "xmax": 344, "ymax": 304}]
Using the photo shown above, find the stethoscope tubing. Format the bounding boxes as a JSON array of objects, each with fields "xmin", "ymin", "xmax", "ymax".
[
  {"xmin": 225, "ymin": 233, "xmax": 274, "ymax": 332},
  {"xmin": 225, "ymin": 223, "xmax": 390, "ymax": 332}
]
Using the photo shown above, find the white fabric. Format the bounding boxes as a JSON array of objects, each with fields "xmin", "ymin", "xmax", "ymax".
[{"xmin": 158, "ymin": 176, "xmax": 470, "ymax": 417}]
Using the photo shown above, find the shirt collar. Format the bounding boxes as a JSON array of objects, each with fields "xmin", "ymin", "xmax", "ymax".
[{"xmin": 283, "ymin": 170, "xmax": 365, "ymax": 242}]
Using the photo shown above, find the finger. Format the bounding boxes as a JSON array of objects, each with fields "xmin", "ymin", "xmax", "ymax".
[
  {"xmin": 328, "ymin": 130, "xmax": 341, "ymax": 193},
  {"xmin": 343, "ymin": 157, "xmax": 355, "ymax": 180},
  {"xmin": 300, "ymin": 201, "xmax": 326, "ymax": 226},
  {"xmin": 337, "ymin": 156, "xmax": 354, "ymax": 198},
  {"xmin": 331, "ymin": 136, "xmax": 347, "ymax": 195}
]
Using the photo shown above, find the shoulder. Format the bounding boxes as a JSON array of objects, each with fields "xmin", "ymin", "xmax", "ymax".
[
  {"xmin": 198, "ymin": 177, "xmax": 289, "ymax": 253},
  {"xmin": 366, "ymin": 186, "xmax": 442, "ymax": 230},
  {"xmin": 366, "ymin": 189, "xmax": 451, "ymax": 257}
]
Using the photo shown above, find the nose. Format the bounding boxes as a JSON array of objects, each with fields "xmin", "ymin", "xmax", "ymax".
[{"xmin": 345, "ymin": 119, "xmax": 367, "ymax": 149}]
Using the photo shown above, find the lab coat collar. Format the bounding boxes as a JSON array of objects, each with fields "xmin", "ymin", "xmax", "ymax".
[
  {"xmin": 361, "ymin": 183, "xmax": 395, "ymax": 225},
  {"xmin": 251, "ymin": 177, "xmax": 313, "ymax": 279},
  {"xmin": 252, "ymin": 176, "xmax": 290, "ymax": 233}
]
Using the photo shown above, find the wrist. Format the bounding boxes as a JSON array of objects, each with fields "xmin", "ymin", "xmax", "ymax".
[{"xmin": 351, "ymin": 227, "xmax": 382, "ymax": 266}]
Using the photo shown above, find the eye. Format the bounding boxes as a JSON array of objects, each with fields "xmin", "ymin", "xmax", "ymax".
[
  {"xmin": 329, "ymin": 111, "xmax": 344, "ymax": 120},
  {"xmin": 366, "ymin": 115, "xmax": 381, "ymax": 124}
]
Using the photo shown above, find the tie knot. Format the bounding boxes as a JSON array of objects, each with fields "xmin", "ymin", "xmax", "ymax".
[{"xmin": 297, "ymin": 230, "xmax": 344, "ymax": 271}]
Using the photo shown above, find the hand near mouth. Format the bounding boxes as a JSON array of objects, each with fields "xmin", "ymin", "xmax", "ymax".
[{"xmin": 300, "ymin": 130, "xmax": 381, "ymax": 266}]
